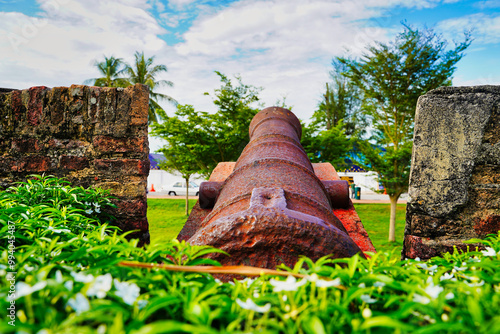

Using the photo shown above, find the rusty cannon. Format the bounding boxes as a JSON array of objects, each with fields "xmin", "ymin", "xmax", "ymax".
[{"xmin": 178, "ymin": 106, "xmax": 373, "ymax": 269}]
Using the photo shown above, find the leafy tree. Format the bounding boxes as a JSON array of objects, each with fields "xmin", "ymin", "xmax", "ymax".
[
  {"xmin": 338, "ymin": 24, "xmax": 471, "ymax": 241},
  {"xmin": 125, "ymin": 51, "xmax": 177, "ymax": 123},
  {"xmin": 301, "ymin": 121, "xmax": 352, "ymax": 170},
  {"xmin": 85, "ymin": 55, "xmax": 129, "ymax": 88},
  {"xmin": 151, "ymin": 72, "xmax": 262, "ymax": 178},
  {"xmin": 312, "ymin": 58, "xmax": 365, "ymax": 136},
  {"xmin": 158, "ymin": 143, "xmax": 200, "ymax": 216},
  {"xmin": 303, "ymin": 59, "xmax": 364, "ymax": 172}
]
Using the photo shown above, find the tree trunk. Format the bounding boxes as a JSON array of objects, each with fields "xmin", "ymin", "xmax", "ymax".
[
  {"xmin": 388, "ymin": 194, "xmax": 399, "ymax": 242},
  {"xmin": 185, "ymin": 178, "xmax": 189, "ymax": 216}
]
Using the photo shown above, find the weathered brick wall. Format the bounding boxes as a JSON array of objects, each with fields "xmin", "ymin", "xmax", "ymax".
[
  {"xmin": 0, "ymin": 84, "xmax": 150, "ymax": 244},
  {"xmin": 403, "ymin": 86, "xmax": 500, "ymax": 259}
]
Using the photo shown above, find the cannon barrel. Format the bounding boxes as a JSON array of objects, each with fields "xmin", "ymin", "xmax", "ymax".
[{"xmin": 188, "ymin": 107, "xmax": 363, "ymax": 269}]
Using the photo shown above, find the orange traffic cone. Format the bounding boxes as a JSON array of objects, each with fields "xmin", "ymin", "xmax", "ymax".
[{"xmin": 150, "ymin": 184, "xmax": 156, "ymax": 192}]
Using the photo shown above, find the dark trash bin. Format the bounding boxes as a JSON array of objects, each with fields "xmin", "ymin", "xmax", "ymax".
[{"xmin": 354, "ymin": 187, "xmax": 361, "ymax": 200}]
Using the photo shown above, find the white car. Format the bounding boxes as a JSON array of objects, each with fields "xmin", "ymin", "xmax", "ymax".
[{"xmin": 163, "ymin": 181, "xmax": 199, "ymax": 196}]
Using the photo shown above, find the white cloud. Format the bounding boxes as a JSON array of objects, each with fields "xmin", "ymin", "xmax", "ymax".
[
  {"xmin": 437, "ymin": 13, "xmax": 500, "ymax": 44},
  {"xmin": 167, "ymin": 0, "xmax": 401, "ymax": 123},
  {"xmin": 0, "ymin": 0, "xmax": 167, "ymax": 88},
  {"xmin": 474, "ymin": 0, "xmax": 500, "ymax": 9}
]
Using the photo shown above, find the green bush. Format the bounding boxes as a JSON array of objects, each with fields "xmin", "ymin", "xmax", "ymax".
[{"xmin": 1, "ymin": 176, "xmax": 499, "ymax": 333}]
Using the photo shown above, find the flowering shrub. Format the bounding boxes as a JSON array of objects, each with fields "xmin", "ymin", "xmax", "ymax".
[{"xmin": 1, "ymin": 176, "xmax": 499, "ymax": 333}]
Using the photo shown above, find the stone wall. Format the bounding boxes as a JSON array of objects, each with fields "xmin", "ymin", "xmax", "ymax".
[
  {"xmin": 0, "ymin": 84, "xmax": 150, "ymax": 244},
  {"xmin": 403, "ymin": 86, "xmax": 500, "ymax": 259}
]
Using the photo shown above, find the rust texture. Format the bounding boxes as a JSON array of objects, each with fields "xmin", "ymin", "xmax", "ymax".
[{"xmin": 185, "ymin": 107, "xmax": 364, "ymax": 269}]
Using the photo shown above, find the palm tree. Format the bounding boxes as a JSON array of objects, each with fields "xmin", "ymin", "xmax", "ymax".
[
  {"xmin": 85, "ymin": 56, "xmax": 129, "ymax": 88},
  {"xmin": 125, "ymin": 51, "xmax": 177, "ymax": 123}
]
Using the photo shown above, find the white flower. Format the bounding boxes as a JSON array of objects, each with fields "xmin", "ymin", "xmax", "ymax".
[
  {"xmin": 55, "ymin": 270, "xmax": 64, "ymax": 283},
  {"xmin": 71, "ymin": 271, "xmax": 94, "ymax": 283},
  {"xmin": 439, "ymin": 272, "xmax": 455, "ymax": 281},
  {"xmin": 424, "ymin": 281, "xmax": 443, "ymax": 299},
  {"xmin": 23, "ymin": 264, "xmax": 35, "ymax": 272},
  {"xmin": 465, "ymin": 280, "xmax": 485, "ymax": 288},
  {"xmin": 414, "ymin": 280, "xmax": 446, "ymax": 305},
  {"xmin": 417, "ymin": 263, "xmax": 438, "ymax": 272},
  {"xmin": 64, "ymin": 280, "xmax": 73, "ymax": 291},
  {"xmin": 85, "ymin": 209, "xmax": 94, "ymax": 215},
  {"xmin": 445, "ymin": 292, "xmax": 454, "ymax": 300},
  {"xmin": 452, "ymin": 265, "xmax": 467, "ymax": 272},
  {"xmin": 47, "ymin": 226, "xmax": 71, "ymax": 234},
  {"xmin": 358, "ymin": 283, "xmax": 366, "ymax": 288},
  {"xmin": 97, "ymin": 325, "xmax": 107, "ymax": 334},
  {"xmin": 360, "ymin": 294, "xmax": 377, "ymax": 304},
  {"xmin": 87, "ymin": 274, "xmax": 112, "ymax": 299},
  {"xmin": 113, "ymin": 279, "xmax": 140, "ymax": 305},
  {"xmin": 307, "ymin": 273, "xmax": 318, "ymax": 283},
  {"xmin": 270, "ymin": 276, "xmax": 307, "ymax": 292},
  {"xmin": 15, "ymin": 281, "xmax": 47, "ymax": 299},
  {"xmin": 373, "ymin": 281, "xmax": 386, "ymax": 288},
  {"xmin": 413, "ymin": 294, "xmax": 430, "ymax": 304},
  {"xmin": 238, "ymin": 277, "xmax": 255, "ymax": 287},
  {"xmin": 362, "ymin": 308, "xmax": 372, "ymax": 319},
  {"xmin": 316, "ymin": 277, "xmax": 342, "ymax": 288},
  {"xmin": 67, "ymin": 293, "xmax": 90, "ymax": 314},
  {"xmin": 481, "ymin": 247, "xmax": 497, "ymax": 257},
  {"xmin": 415, "ymin": 257, "xmax": 421, "ymax": 261},
  {"xmin": 236, "ymin": 298, "xmax": 271, "ymax": 313}
]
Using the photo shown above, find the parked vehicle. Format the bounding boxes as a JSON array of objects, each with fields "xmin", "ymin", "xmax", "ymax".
[{"xmin": 162, "ymin": 181, "xmax": 199, "ymax": 196}]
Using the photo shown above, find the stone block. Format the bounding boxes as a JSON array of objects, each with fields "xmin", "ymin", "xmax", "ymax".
[
  {"xmin": 59, "ymin": 155, "xmax": 89, "ymax": 170},
  {"xmin": 48, "ymin": 86, "xmax": 69, "ymax": 125},
  {"xmin": 11, "ymin": 156, "xmax": 52, "ymax": 172},
  {"xmin": 27, "ymin": 86, "xmax": 48, "ymax": 126},
  {"xmin": 93, "ymin": 179, "xmax": 146, "ymax": 198},
  {"xmin": 112, "ymin": 198, "xmax": 148, "ymax": 218},
  {"xmin": 0, "ymin": 84, "xmax": 150, "ymax": 244},
  {"xmin": 11, "ymin": 138, "xmax": 41, "ymax": 153},
  {"xmin": 127, "ymin": 84, "xmax": 149, "ymax": 125},
  {"xmin": 94, "ymin": 159, "xmax": 149, "ymax": 175},
  {"xmin": 92, "ymin": 136, "xmax": 147, "ymax": 154},
  {"xmin": 404, "ymin": 86, "xmax": 500, "ymax": 259}
]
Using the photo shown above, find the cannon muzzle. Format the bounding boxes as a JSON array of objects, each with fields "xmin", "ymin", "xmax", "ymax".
[{"xmin": 185, "ymin": 107, "xmax": 364, "ymax": 269}]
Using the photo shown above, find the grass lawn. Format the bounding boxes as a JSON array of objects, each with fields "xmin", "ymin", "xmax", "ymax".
[
  {"xmin": 148, "ymin": 199, "xmax": 197, "ymax": 245},
  {"xmin": 148, "ymin": 199, "xmax": 407, "ymax": 256},
  {"xmin": 353, "ymin": 203, "xmax": 406, "ymax": 257}
]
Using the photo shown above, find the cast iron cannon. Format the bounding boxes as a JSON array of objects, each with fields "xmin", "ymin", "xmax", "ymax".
[{"xmin": 181, "ymin": 107, "xmax": 365, "ymax": 269}]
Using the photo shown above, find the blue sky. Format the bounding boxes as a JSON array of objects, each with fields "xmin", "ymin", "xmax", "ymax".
[{"xmin": 1, "ymin": 0, "xmax": 499, "ymax": 151}]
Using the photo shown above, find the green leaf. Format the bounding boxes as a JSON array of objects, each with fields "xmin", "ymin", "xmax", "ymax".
[
  {"xmin": 302, "ymin": 315, "xmax": 327, "ymax": 334},
  {"xmin": 130, "ymin": 320, "xmax": 218, "ymax": 334},
  {"xmin": 360, "ymin": 316, "xmax": 415, "ymax": 331}
]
